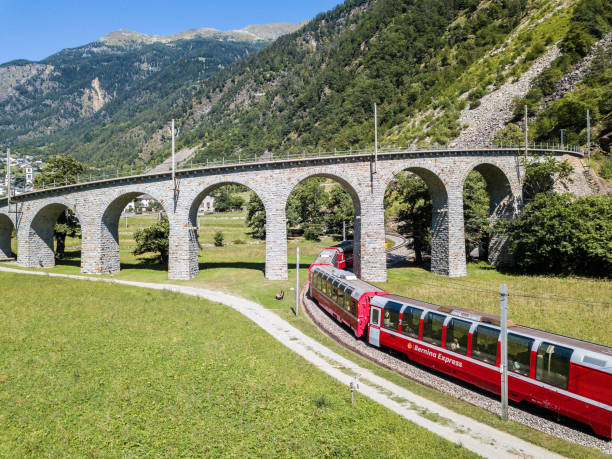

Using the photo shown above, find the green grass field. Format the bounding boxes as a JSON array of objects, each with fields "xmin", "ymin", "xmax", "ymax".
[
  {"xmin": 0, "ymin": 272, "xmax": 475, "ymax": 457},
  {"xmin": 2, "ymin": 211, "xmax": 610, "ymax": 457},
  {"xmin": 7, "ymin": 212, "xmax": 611, "ymax": 347}
]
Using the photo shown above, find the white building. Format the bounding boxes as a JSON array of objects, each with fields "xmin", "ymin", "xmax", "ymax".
[{"xmin": 199, "ymin": 195, "xmax": 215, "ymax": 213}]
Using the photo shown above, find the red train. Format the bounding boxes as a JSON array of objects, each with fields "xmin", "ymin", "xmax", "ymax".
[{"xmin": 308, "ymin": 252, "xmax": 612, "ymax": 439}]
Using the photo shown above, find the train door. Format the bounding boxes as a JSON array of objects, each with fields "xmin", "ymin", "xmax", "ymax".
[{"xmin": 369, "ymin": 306, "xmax": 381, "ymax": 347}]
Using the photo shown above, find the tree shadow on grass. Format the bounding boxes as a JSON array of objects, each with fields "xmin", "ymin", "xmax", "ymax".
[
  {"xmin": 55, "ymin": 249, "xmax": 82, "ymax": 268},
  {"xmin": 120, "ymin": 255, "xmax": 169, "ymax": 272},
  {"xmin": 199, "ymin": 261, "xmax": 266, "ymax": 273},
  {"xmin": 198, "ymin": 261, "xmax": 313, "ymax": 274}
]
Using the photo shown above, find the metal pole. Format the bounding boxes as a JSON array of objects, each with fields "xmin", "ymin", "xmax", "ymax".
[
  {"xmin": 295, "ymin": 247, "xmax": 300, "ymax": 316},
  {"xmin": 586, "ymin": 109, "xmax": 591, "ymax": 169},
  {"xmin": 560, "ymin": 129, "xmax": 565, "ymax": 149},
  {"xmin": 524, "ymin": 105, "xmax": 528, "ymax": 156},
  {"xmin": 6, "ymin": 148, "xmax": 10, "ymax": 204},
  {"xmin": 125, "ymin": 214, "xmax": 128, "ymax": 229},
  {"xmin": 374, "ymin": 103, "xmax": 378, "ymax": 173},
  {"xmin": 171, "ymin": 119, "xmax": 176, "ymax": 186},
  {"xmin": 500, "ymin": 284, "xmax": 509, "ymax": 421},
  {"xmin": 342, "ymin": 220, "xmax": 346, "ymax": 242}
]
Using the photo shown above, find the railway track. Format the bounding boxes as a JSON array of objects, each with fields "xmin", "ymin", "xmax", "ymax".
[{"xmin": 300, "ymin": 287, "xmax": 611, "ymax": 453}]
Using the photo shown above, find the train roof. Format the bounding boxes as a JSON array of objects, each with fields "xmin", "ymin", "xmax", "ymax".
[
  {"xmin": 311, "ymin": 264, "xmax": 384, "ymax": 300},
  {"xmin": 330, "ymin": 240, "xmax": 354, "ymax": 250},
  {"xmin": 373, "ymin": 293, "xmax": 612, "ymax": 374}
]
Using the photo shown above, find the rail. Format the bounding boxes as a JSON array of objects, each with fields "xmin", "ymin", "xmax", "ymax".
[{"xmin": 1, "ymin": 143, "xmax": 584, "ymax": 198}]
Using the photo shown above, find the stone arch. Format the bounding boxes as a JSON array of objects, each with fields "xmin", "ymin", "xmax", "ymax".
[
  {"xmin": 461, "ymin": 162, "xmax": 518, "ymax": 266},
  {"xmin": 97, "ymin": 190, "xmax": 171, "ymax": 275},
  {"xmin": 284, "ymin": 171, "xmax": 363, "ymax": 273},
  {"xmin": 181, "ymin": 180, "xmax": 269, "ymax": 279},
  {"xmin": 0, "ymin": 212, "xmax": 16, "ymax": 259},
  {"xmin": 385, "ymin": 165, "xmax": 452, "ymax": 275},
  {"xmin": 283, "ymin": 172, "xmax": 362, "ymax": 215},
  {"xmin": 19, "ymin": 199, "xmax": 83, "ymax": 268}
]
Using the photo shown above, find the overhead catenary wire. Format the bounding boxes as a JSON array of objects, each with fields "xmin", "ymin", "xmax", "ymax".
[{"xmin": 401, "ymin": 277, "xmax": 611, "ymax": 307}]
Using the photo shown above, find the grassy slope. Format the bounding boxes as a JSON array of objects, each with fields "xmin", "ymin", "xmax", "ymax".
[
  {"xmin": 3, "ymin": 212, "xmax": 610, "ymax": 457},
  {"xmin": 0, "ymin": 272, "xmax": 476, "ymax": 457}
]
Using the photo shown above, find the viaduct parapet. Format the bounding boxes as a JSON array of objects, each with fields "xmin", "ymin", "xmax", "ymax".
[{"xmin": 0, "ymin": 147, "xmax": 584, "ymax": 282}]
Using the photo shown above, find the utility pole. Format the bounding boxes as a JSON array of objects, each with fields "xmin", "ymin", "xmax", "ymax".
[
  {"xmin": 586, "ymin": 109, "xmax": 591, "ymax": 169},
  {"xmin": 500, "ymin": 284, "xmax": 509, "ymax": 421},
  {"xmin": 374, "ymin": 103, "xmax": 378, "ymax": 173},
  {"xmin": 342, "ymin": 220, "xmax": 346, "ymax": 242},
  {"xmin": 171, "ymin": 119, "xmax": 176, "ymax": 186},
  {"xmin": 524, "ymin": 105, "xmax": 528, "ymax": 156},
  {"xmin": 560, "ymin": 129, "xmax": 565, "ymax": 149},
  {"xmin": 295, "ymin": 247, "xmax": 300, "ymax": 316},
  {"xmin": 6, "ymin": 148, "xmax": 11, "ymax": 205}
]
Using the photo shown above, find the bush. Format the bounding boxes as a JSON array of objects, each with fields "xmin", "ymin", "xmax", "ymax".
[
  {"xmin": 600, "ymin": 156, "xmax": 612, "ymax": 180},
  {"xmin": 214, "ymin": 231, "xmax": 224, "ymax": 247},
  {"xmin": 133, "ymin": 215, "xmax": 169, "ymax": 264},
  {"xmin": 501, "ymin": 194, "xmax": 611, "ymax": 277},
  {"xmin": 303, "ymin": 224, "xmax": 323, "ymax": 241}
]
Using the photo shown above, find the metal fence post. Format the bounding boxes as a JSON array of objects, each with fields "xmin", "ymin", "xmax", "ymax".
[
  {"xmin": 500, "ymin": 284, "xmax": 509, "ymax": 421},
  {"xmin": 295, "ymin": 247, "xmax": 300, "ymax": 316}
]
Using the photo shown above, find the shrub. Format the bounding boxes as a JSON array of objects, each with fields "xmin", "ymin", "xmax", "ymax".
[
  {"xmin": 303, "ymin": 224, "xmax": 323, "ymax": 241},
  {"xmin": 500, "ymin": 194, "xmax": 611, "ymax": 277},
  {"xmin": 600, "ymin": 156, "xmax": 612, "ymax": 180},
  {"xmin": 214, "ymin": 231, "xmax": 224, "ymax": 247},
  {"xmin": 133, "ymin": 215, "xmax": 169, "ymax": 264}
]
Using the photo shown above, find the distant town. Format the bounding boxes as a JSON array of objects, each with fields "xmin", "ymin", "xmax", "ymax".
[{"xmin": 1, "ymin": 154, "xmax": 44, "ymax": 196}]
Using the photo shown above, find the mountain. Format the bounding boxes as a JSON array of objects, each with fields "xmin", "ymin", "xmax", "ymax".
[
  {"xmin": 2, "ymin": 0, "xmax": 611, "ymax": 176},
  {"xmin": 98, "ymin": 22, "xmax": 305, "ymax": 46},
  {"xmin": 0, "ymin": 22, "xmax": 301, "ymax": 166},
  {"xmin": 169, "ymin": 0, "xmax": 610, "ymax": 168}
]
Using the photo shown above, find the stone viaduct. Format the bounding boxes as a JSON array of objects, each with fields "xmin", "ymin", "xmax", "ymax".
[{"xmin": 0, "ymin": 147, "xmax": 583, "ymax": 282}]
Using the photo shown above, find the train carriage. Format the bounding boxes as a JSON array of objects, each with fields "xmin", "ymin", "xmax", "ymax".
[
  {"xmin": 309, "ymin": 264, "xmax": 386, "ymax": 338},
  {"xmin": 369, "ymin": 294, "xmax": 612, "ymax": 439},
  {"xmin": 307, "ymin": 248, "xmax": 612, "ymax": 438}
]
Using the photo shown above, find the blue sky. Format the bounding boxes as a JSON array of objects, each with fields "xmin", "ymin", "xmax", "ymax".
[{"xmin": 0, "ymin": 0, "xmax": 342, "ymax": 63}]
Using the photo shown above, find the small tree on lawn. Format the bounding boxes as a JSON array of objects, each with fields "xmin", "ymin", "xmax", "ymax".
[
  {"xmin": 214, "ymin": 231, "xmax": 224, "ymax": 247},
  {"xmin": 133, "ymin": 215, "xmax": 169, "ymax": 264}
]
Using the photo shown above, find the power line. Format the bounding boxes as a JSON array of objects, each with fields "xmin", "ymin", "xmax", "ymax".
[{"xmin": 401, "ymin": 277, "xmax": 611, "ymax": 307}]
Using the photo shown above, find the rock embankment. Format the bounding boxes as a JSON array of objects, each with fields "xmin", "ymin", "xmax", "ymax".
[
  {"xmin": 548, "ymin": 32, "xmax": 612, "ymax": 103},
  {"xmin": 453, "ymin": 45, "xmax": 561, "ymax": 148}
]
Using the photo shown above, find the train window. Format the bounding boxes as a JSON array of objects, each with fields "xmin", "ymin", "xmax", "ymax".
[
  {"xmin": 344, "ymin": 293, "xmax": 352, "ymax": 313},
  {"xmin": 472, "ymin": 326, "xmax": 499, "ymax": 365},
  {"xmin": 508, "ymin": 334, "xmax": 533, "ymax": 377},
  {"xmin": 445, "ymin": 319, "xmax": 471, "ymax": 355},
  {"xmin": 371, "ymin": 308, "xmax": 380, "ymax": 326},
  {"xmin": 401, "ymin": 307, "xmax": 422, "ymax": 338},
  {"xmin": 382, "ymin": 309, "xmax": 400, "ymax": 331},
  {"xmin": 536, "ymin": 342, "xmax": 573, "ymax": 389},
  {"xmin": 350, "ymin": 298, "xmax": 358, "ymax": 316},
  {"xmin": 422, "ymin": 312, "xmax": 445, "ymax": 346}
]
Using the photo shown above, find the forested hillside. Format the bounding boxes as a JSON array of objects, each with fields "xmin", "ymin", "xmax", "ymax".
[
  {"xmin": 2, "ymin": 0, "xmax": 611, "ymax": 175},
  {"xmin": 170, "ymin": 0, "xmax": 609, "ymax": 172}
]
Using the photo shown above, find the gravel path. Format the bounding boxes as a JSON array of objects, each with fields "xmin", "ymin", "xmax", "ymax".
[
  {"xmin": 302, "ymin": 284, "xmax": 611, "ymax": 454},
  {"xmin": 0, "ymin": 265, "xmax": 568, "ymax": 459}
]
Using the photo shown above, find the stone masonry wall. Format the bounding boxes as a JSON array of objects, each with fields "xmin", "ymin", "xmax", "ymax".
[{"xmin": 0, "ymin": 149, "xmax": 577, "ymax": 282}]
